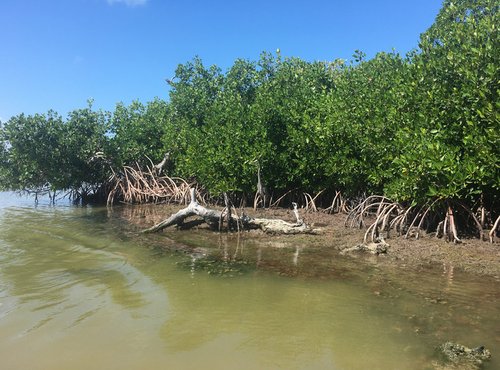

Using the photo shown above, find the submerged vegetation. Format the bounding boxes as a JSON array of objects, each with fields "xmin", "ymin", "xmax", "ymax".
[{"xmin": 0, "ymin": 0, "xmax": 498, "ymax": 240}]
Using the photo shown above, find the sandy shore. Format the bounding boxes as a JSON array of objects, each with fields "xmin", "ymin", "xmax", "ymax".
[
  {"xmin": 253, "ymin": 208, "xmax": 500, "ymax": 278},
  {"xmin": 124, "ymin": 204, "xmax": 500, "ymax": 278}
]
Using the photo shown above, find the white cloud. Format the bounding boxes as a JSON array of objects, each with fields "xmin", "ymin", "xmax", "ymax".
[{"xmin": 107, "ymin": 0, "xmax": 148, "ymax": 6}]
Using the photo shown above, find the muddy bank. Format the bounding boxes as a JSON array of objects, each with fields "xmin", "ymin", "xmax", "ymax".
[
  {"xmin": 259, "ymin": 208, "xmax": 500, "ymax": 279},
  {"xmin": 120, "ymin": 204, "xmax": 500, "ymax": 279}
]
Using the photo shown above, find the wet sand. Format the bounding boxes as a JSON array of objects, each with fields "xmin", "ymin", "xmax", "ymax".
[
  {"xmin": 255, "ymin": 208, "xmax": 500, "ymax": 278},
  {"xmin": 125, "ymin": 204, "xmax": 500, "ymax": 279}
]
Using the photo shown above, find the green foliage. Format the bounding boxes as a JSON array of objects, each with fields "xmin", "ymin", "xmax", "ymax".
[
  {"xmin": 319, "ymin": 51, "xmax": 410, "ymax": 196},
  {"xmin": 0, "ymin": 102, "xmax": 111, "ymax": 198},
  {"xmin": 384, "ymin": 0, "xmax": 499, "ymax": 203},
  {"xmin": 61, "ymin": 103, "xmax": 111, "ymax": 192},
  {"xmin": 0, "ymin": 111, "xmax": 64, "ymax": 190},
  {"xmin": 250, "ymin": 55, "xmax": 335, "ymax": 192},
  {"xmin": 110, "ymin": 98, "xmax": 170, "ymax": 168},
  {"xmin": 160, "ymin": 0, "xmax": 498, "ymax": 207},
  {"xmin": 1, "ymin": 0, "xmax": 497, "ymax": 211}
]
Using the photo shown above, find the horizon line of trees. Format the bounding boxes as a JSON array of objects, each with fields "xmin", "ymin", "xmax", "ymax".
[{"xmin": 0, "ymin": 0, "xmax": 498, "ymax": 223}]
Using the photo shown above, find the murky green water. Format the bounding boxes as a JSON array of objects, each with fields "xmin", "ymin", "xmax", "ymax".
[{"xmin": 0, "ymin": 193, "xmax": 499, "ymax": 369}]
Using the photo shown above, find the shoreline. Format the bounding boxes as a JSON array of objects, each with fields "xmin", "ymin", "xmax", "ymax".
[
  {"xmin": 258, "ymin": 207, "xmax": 500, "ymax": 279},
  {"xmin": 125, "ymin": 204, "xmax": 500, "ymax": 279}
]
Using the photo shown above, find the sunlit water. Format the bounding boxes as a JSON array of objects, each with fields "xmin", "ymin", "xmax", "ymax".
[{"xmin": 0, "ymin": 192, "xmax": 499, "ymax": 369}]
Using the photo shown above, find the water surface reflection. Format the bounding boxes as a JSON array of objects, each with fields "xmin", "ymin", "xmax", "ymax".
[{"xmin": 0, "ymin": 200, "xmax": 498, "ymax": 369}]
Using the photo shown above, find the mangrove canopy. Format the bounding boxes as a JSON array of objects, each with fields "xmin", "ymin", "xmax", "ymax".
[{"xmin": 0, "ymin": 0, "xmax": 498, "ymax": 238}]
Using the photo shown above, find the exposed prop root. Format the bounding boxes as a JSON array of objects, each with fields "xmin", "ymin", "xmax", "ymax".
[
  {"xmin": 253, "ymin": 191, "xmax": 265, "ymax": 211},
  {"xmin": 345, "ymin": 196, "xmax": 404, "ymax": 242},
  {"xmin": 144, "ymin": 188, "xmax": 318, "ymax": 235},
  {"xmin": 402, "ymin": 200, "xmax": 484, "ymax": 242},
  {"xmin": 411, "ymin": 203, "xmax": 435, "ymax": 239},
  {"xmin": 106, "ymin": 164, "xmax": 199, "ymax": 206},
  {"xmin": 303, "ymin": 189, "xmax": 324, "ymax": 212},
  {"xmin": 345, "ymin": 195, "xmax": 393, "ymax": 229},
  {"xmin": 454, "ymin": 201, "xmax": 484, "ymax": 240},
  {"xmin": 444, "ymin": 206, "xmax": 462, "ymax": 243},
  {"xmin": 490, "ymin": 215, "xmax": 500, "ymax": 243},
  {"xmin": 345, "ymin": 194, "xmax": 497, "ymax": 245},
  {"xmin": 434, "ymin": 201, "xmax": 487, "ymax": 243},
  {"xmin": 323, "ymin": 191, "xmax": 349, "ymax": 214},
  {"xmin": 362, "ymin": 202, "xmax": 403, "ymax": 244},
  {"xmin": 390, "ymin": 205, "xmax": 414, "ymax": 236},
  {"xmin": 269, "ymin": 189, "xmax": 295, "ymax": 209}
]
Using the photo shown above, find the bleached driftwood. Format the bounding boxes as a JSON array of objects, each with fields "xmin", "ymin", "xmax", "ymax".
[{"xmin": 143, "ymin": 188, "xmax": 316, "ymax": 235}]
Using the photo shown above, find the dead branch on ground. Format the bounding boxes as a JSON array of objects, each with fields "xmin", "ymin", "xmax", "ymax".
[{"xmin": 143, "ymin": 188, "xmax": 318, "ymax": 235}]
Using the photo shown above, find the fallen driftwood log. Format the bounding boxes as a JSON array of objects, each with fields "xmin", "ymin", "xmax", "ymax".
[{"xmin": 143, "ymin": 188, "xmax": 317, "ymax": 235}]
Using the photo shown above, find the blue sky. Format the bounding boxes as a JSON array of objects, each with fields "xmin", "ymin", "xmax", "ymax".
[{"xmin": 0, "ymin": 0, "xmax": 443, "ymax": 122}]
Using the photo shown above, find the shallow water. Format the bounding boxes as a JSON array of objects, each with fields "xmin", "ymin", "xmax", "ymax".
[{"xmin": 0, "ymin": 192, "xmax": 498, "ymax": 369}]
